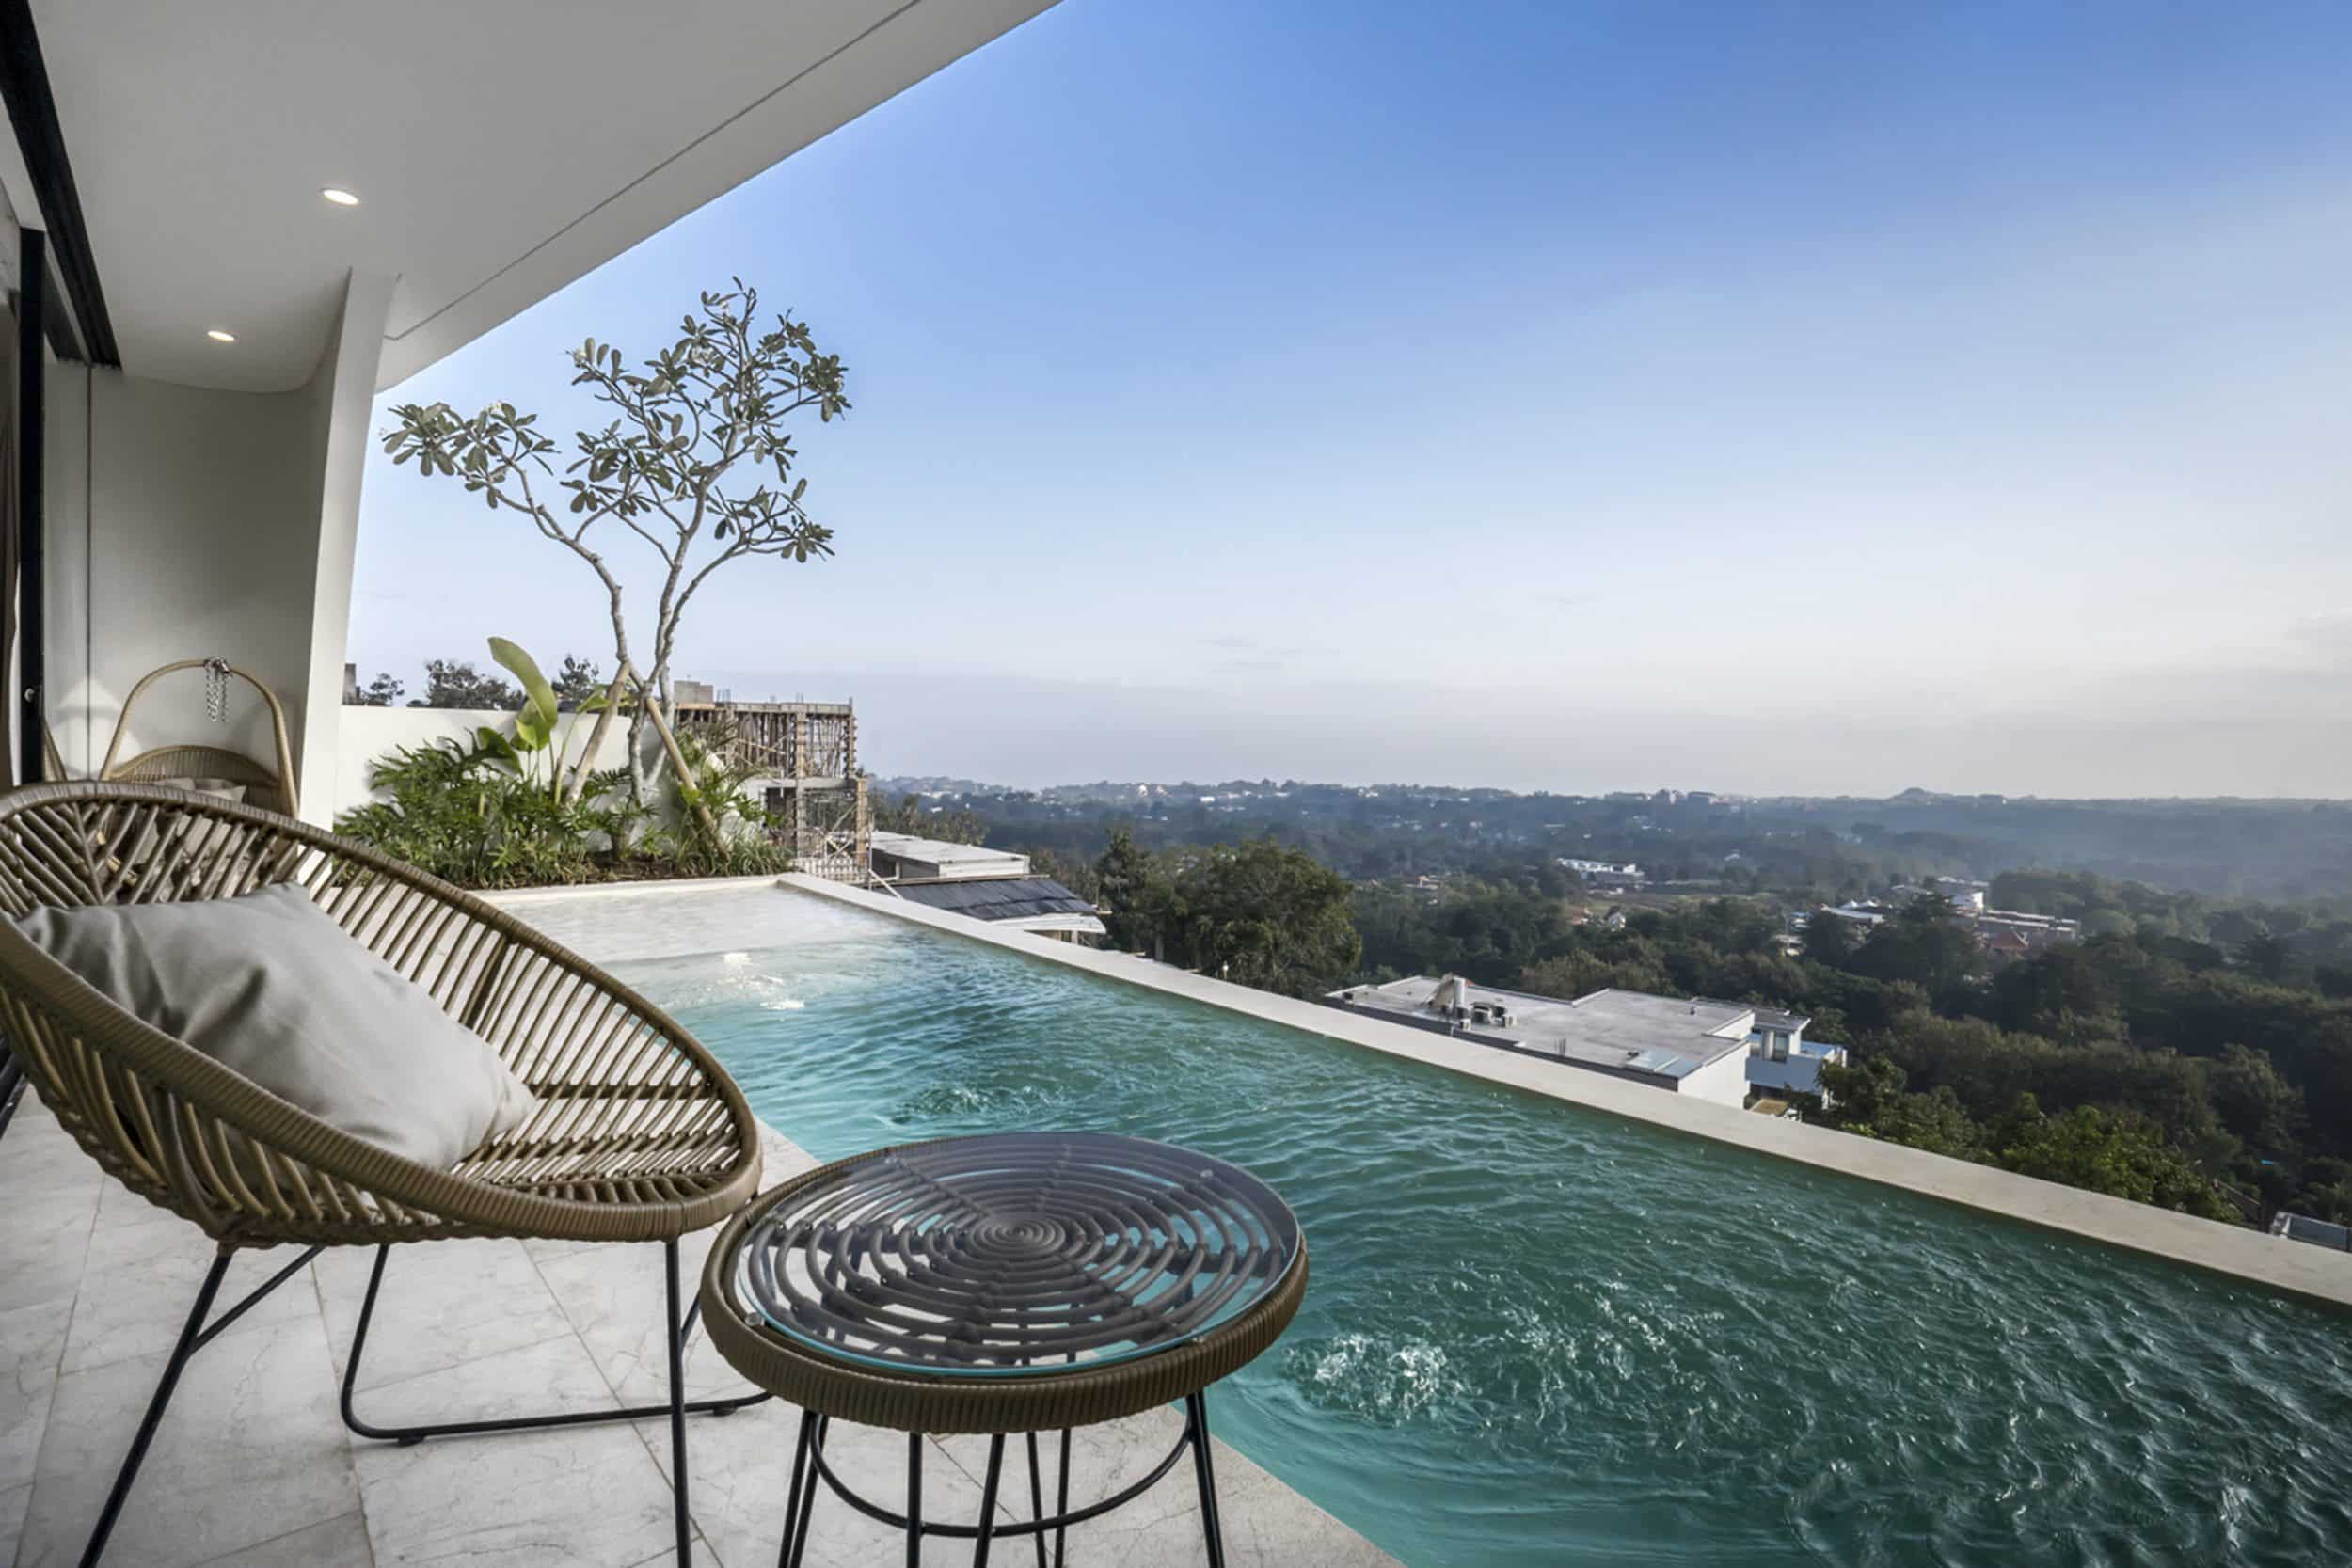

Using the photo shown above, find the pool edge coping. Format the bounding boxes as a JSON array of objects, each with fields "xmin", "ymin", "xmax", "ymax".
[{"xmin": 763, "ymin": 873, "xmax": 2352, "ymax": 1315}]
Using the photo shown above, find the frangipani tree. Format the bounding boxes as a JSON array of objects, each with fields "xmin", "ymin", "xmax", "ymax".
[{"xmin": 381, "ymin": 280, "xmax": 849, "ymax": 812}]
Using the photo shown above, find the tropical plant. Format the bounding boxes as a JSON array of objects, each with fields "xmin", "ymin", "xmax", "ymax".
[
  {"xmin": 666, "ymin": 718, "xmax": 795, "ymax": 878},
  {"xmin": 334, "ymin": 737, "xmax": 604, "ymax": 890},
  {"xmin": 468, "ymin": 637, "xmax": 608, "ymax": 800}
]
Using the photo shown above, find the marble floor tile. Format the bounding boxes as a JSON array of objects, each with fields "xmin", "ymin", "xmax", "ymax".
[
  {"xmin": 354, "ymin": 1419, "xmax": 686, "ymax": 1568},
  {"xmin": 17, "ymin": 1312, "xmax": 360, "ymax": 1568},
  {"xmin": 624, "ymin": 1544, "xmax": 719, "ymax": 1568},
  {"xmin": 62, "ymin": 1221, "xmax": 316, "ymax": 1378},
  {"xmin": 1024, "ymin": 1404, "xmax": 1393, "ymax": 1568},
  {"xmin": 0, "ymin": 1189, "xmax": 96, "ymax": 1320},
  {"xmin": 341, "ymin": 1330, "xmax": 613, "ymax": 1433},
  {"xmin": 533, "ymin": 1234, "xmax": 761, "ymax": 1409},
  {"xmin": 92, "ymin": 1170, "xmax": 168, "ymax": 1227},
  {"xmin": 1, "ymin": 1481, "xmax": 30, "ymax": 1567},
  {"xmin": 0, "ymin": 1117, "xmax": 103, "ymax": 1205},
  {"xmin": 312, "ymin": 1237, "xmax": 574, "ymax": 1391},
  {"xmin": 637, "ymin": 1405, "xmax": 1005, "ymax": 1568},
  {"xmin": 190, "ymin": 1508, "xmax": 374, "ymax": 1568},
  {"xmin": 0, "ymin": 1294, "xmax": 72, "ymax": 1497}
]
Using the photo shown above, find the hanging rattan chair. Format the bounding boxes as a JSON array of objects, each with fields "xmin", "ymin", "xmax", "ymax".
[
  {"xmin": 0, "ymin": 781, "xmax": 765, "ymax": 1567},
  {"xmin": 45, "ymin": 657, "xmax": 303, "ymax": 816}
]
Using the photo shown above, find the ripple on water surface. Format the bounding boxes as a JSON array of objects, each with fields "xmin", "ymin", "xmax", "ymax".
[{"xmin": 612, "ymin": 900, "xmax": 2352, "ymax": 1568}]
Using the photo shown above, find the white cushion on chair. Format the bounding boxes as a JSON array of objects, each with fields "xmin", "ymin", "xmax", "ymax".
[{"xmin": 15, "ymin": 883, "xmax": 538, "ymax": 1169}]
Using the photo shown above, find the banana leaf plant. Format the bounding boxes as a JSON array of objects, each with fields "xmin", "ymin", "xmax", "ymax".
[{"xmin": 476, "ymin": 637, "xmax": 604, "ymax": 799}]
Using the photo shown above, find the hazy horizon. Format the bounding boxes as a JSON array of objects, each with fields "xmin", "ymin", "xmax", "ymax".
[{"xmin": 350, "ymin": 1, "xmax": 2352, "ymax": 800}]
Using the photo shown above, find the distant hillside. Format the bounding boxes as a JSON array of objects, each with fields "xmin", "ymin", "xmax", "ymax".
[{"xmin": 864, "ymin": 778, "xmax": 2352, "ymax": 904}]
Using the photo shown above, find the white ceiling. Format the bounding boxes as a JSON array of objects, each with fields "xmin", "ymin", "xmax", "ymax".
[{"xmin": 21, "ymin": 0, "xmax": 1055, "ymax": 393}]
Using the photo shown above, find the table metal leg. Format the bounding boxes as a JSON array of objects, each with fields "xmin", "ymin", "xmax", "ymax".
[
  {"xmin": 781, "ymin": 1414, "xmax": 828, "ymax": 1568},
  {"xmin": 907, "ymin": 1432, "xmax": 924, "ymax": 1567},
  {"xmin": 776, "ymin": 1410, "xmax": 815, "ymax": 1568},
  {"xmin": 1055, "ymin": 1427, "xmax": 1073, "ymax": 1568},
  {"xmin": 1024, "ymin": 1431, "xmax": 1045, "ymax": 1568},
  {"xmin": 972, "ymin": 1433, "xmax": 1008, "ymax": 1568},
  {"xmin": 1186, "ymin": 1393, "xmax": 1229, "ymax": 1568}
]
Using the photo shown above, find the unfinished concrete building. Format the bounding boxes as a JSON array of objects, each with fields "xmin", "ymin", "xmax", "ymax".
[{"xmin": 674, "ymin": 696, "xmax": 868, "ymax": 883}]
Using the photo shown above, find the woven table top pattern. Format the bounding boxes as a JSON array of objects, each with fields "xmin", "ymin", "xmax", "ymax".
[{"xmin": 739, "ymin": 1132, "xmax": 1301, "ymax": 1377}]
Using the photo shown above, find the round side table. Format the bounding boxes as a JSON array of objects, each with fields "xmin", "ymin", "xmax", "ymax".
[{"xmin": 702, "ymin": 1132, "xmax": 1308, "ymax": 1567}]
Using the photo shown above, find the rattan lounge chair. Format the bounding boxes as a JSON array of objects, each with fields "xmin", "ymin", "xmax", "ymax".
[{"xmin": 0, "ymin": 782, "xmax": 764, "ymax": 1567}]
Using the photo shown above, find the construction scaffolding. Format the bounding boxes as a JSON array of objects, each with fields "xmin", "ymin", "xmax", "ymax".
[{"xmin": 675, "ymin": 697, "xmax": 869, "ymax": 884}]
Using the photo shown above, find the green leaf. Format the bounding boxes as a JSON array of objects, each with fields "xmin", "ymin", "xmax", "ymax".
[
  {"xmin": 475, "ymin": 726, "xmax": 523, "ymax": 772},
  {"xmin": 488, "ymin": 637, "xmax": 561, "ymax": 750}
]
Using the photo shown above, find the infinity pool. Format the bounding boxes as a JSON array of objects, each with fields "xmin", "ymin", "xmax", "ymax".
[{"xmin": 538, "ymin": 887, "xmax": 2352, "ymax": 1567}]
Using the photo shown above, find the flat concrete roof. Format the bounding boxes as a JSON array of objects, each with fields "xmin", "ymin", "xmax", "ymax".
[
  {"xmin": 1329, "ymin": 977, "xmax": 1752, "ymax": 1082},
  {"xmin": 869, "ymin": 832, "xmax": 1029, "ymax": 881}
]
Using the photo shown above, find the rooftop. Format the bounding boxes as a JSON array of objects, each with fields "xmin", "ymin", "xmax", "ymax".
[
  {"xmin": 868, "ymin": 832, "xmax": 1032, "ymax": 883},
  {"xmin": 1329, "ymin": 977, "xmax": 1755, "ymax": 1082},
  {"xmin": 888, "ymin": 875, "xmax": 1107, "ymax": 935}
]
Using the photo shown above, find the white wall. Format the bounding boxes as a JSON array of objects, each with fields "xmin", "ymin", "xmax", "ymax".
[
  {"xmin": 329, "ymin": 705, "xmax": 644, "ymax": 823},
  {"xmin": 40, "ymin": 356, "xmax": 90, "ymax": 777},
  {"xmin": 1679, "ymin": 1048, "xmax": 1754, "ymax": 1109},
  {"xmin": 294, "ymin": 274, "xmax": 400, "ymax": 821},
  {"xmin": 42, "ymin": 271, "xmax": 394, "ymax": 820}
]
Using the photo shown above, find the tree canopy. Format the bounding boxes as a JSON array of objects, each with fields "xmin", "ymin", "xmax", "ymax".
[
  {"xmin": 408, "ymin": 659, "xmax": 522, "ymax": 710},
  {"xmin": 1093, "ymin": 835, "xmax": 1360, "ymax": 997}
]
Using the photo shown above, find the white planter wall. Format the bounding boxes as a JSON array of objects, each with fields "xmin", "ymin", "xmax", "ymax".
[{"xmin": 329, "ymin": 705, "xmax": 650, "ymax": 822}]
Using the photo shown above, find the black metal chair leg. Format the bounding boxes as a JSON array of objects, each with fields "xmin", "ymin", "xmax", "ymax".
[
  {"xmin": 664, "ymin": 1236, "xmax": 691, "ymax": 1564},
  {"xmin": 341, "ymin": 1242, "xmax": 770, "ymax": 1446},
  {"xmin": 79, "ymin": 1250, "xmax": 232, "ymax": 1568},
  {"xmin": 1185, "ymin": 1393, "xmax": 1228, "ymax": 1568},
  {"xmin": 972, "ymin": 1433, "xmax": 1008, "ymax": 1568}
]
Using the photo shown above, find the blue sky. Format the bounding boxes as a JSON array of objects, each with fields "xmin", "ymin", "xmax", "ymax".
[{"xmin": 351, "ymin": 0, "xmax": 2352, "ymax": 796}]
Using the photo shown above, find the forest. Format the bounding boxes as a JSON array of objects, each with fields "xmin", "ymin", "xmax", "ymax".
[{"xmin": 875, "ymin": 784, "xmax": 2352, "ymax": 1226}]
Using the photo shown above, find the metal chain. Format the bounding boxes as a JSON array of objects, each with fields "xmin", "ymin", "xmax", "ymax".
[{"xmin": 202, "ymin": 658, "xmax": 230, "ymax": 724}]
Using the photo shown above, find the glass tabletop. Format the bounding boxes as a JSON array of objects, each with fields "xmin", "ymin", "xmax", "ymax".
[{"xmin": 735, "ymin": 1132, "xmax": 1302, "ymax": 1379}]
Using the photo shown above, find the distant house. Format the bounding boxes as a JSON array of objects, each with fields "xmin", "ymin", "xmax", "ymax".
[
  {"xmin": 1931, "ymin": 876, "xmax": 1989, "ymax": 912},
  {"xmin": 1741, "ymin": 1006, "xmax": 1849, "ymax": 1101},
  {"xmin": 2270, "ymin": 1212, "xmax": 2352, "ymax": 1252},
  {"xmin": 867, "ymin": 832, "xmax": 1105, "ymax": 941},
  {"xmin": 1328, "ymin": 977, "xmax": 1851, "ymax": 1109},
  {"xmin": 1560, "ymin": 857, "xmax": 1645, "ymax": 889},
  {"xmin": 1970, "ymin": 908, "xmax": 2081, "ymax": 951},
  {"xmin": 1980, "ymin": 927, "xmax": 2033, "ymax": 963}
]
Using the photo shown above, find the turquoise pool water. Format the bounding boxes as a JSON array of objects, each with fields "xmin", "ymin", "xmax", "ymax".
[{"xmin": 598, "ymin": 894, "xmax": 2352, "ymax": 1567}]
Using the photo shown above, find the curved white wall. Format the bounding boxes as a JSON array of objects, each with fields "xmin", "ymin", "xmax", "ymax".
[{"xmin": 42, "ymin": 272, "xmax": 393, "ymax": 821}]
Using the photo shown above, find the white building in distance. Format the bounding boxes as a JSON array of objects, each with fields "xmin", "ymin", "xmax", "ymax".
[{"xmin": 1327, "ymin": 977, "xmax": 1851, "ymax": 1107}]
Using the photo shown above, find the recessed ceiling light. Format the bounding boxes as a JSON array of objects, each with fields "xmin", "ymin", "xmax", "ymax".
[
  {"xmin": 206, "ymin": 329, "xmax": 236, "ymax": 342},
  {"xmin": 321, "ymin": 188, "xmax": 360, "ymax": 206}
]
